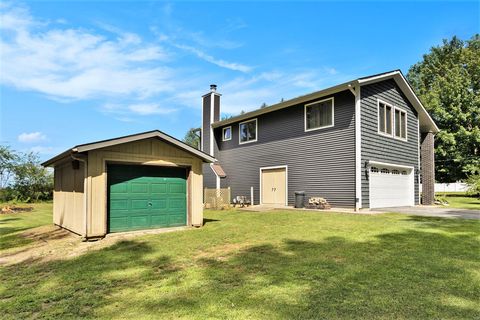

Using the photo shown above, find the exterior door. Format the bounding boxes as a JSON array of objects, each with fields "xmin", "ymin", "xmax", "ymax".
[
  {"xmin": 108, "ymin": 164, "xmax": 187, "ymax": 233},
  {"xmin": 369, "ymin": 165, "xmax": 414, "ymax": 208},
  {"xmin": 261, "ymin": 167, "xmax": 286, "ymax": 205}
]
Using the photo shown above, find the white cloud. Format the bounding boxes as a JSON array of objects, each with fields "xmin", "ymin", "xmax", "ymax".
[
  {"xmin": 0, "ymin": 3, "xmax": 172, "ymax": 101},
  {"xmin": 101, "ymin": 102, "xmax": 177, "ymax": 116},
  {"xmin": 173, "ymin": 43, "xmax": 252, "ymax": 73},
  {"xmin": 18, "ymin": 132, "xmax": 46, "ymax": 143},
  {"xmin": 128, "ymin": 103, "xmax": 177, "ymax": 115}
]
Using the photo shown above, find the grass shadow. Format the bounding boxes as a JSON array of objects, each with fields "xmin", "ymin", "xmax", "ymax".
[{"xmin": 0, "ymin": 218, "xmax": 479, "ymax": 319}]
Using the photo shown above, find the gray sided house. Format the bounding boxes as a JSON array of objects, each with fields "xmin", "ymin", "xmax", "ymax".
[{"xmin": 201, "ymin": 71, "xmax": 438, "ymax": 210}]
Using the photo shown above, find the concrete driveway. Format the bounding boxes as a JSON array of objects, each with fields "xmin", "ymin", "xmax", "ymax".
[{"xmin": 372, "ymin": 206, "xmax": 480, "ymax": 220}]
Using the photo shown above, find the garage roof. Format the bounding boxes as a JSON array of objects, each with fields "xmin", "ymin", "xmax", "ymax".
[{"xmin": 42, "ymin": 130, "xmax": 216, "ymax": 166}]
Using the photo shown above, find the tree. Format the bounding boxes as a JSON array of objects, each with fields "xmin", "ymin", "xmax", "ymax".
[
  {"xmin": 0, "ymin": 146, "xmax": 53, "ymax": 202},
  {"xmin": 0, "ymin": 145, "xmax": 18, "ymax": 189},
  {"xmin": 182, "ymin": 127, "xmax": 201, "ymax": 149},
  {"xmin": 407, "ymin": 35, "xmax": 480, "ymax": 183},
  {"xmin": 11, "ymin": 152, "xmax": 53, "ymax": 202}
]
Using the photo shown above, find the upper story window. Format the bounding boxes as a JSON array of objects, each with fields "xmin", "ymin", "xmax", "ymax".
[
  {"xmin": 378, "ymin": 100, "xmax": 409, "ymax": 140},
  {"xmin": 222, "ymin": 126, "xmax": 232, "ymax": 141},
  {"xmin": 305, "ymin": 97, "xmax": 334, "ymax": 132},
  {"xmin": 378, "ymin": 101, "xmax": 393, "ymax": 135},
  {"xmin": 239, "ymin": 119, "xmax": 257, "ymax": 144},
  {"xmin": 394, "ymin": 108, "xmax": 407, "ymax": 140}
]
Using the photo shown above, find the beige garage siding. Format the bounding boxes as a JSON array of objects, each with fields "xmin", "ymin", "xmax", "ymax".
[
  {"xmin": 53, "ymin": 160, "xmax": 85, "ymax": 235},
  {"xmin": 86, "ymin": 138, "xmax": 204, "ymax": 237}
]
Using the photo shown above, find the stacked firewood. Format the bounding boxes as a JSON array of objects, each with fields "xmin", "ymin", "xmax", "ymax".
[{"xmin": 305, "ymin": 197, "xmax": 331, "ymax": 210}]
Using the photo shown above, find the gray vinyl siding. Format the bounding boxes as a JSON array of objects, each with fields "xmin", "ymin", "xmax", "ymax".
[
  {"xmin": 215, "ymin": 90, "xmax": 356, "ymax": 207},
  {"xmin": 360, "ymin": 79, "xmax": 420, "ymax": 208}
]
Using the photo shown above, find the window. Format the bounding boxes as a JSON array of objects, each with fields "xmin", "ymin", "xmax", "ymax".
[
  {"xmin": 401, "ymin": 171, "xmax": 408, "ymax": 175},
  {"xmin": 378, "ymin": 101, "xmax": 393, "ymax": 135},
  {"xmin": 239, "ymin": 119, "xmax": 257, "ymax": 144},
  {"xmin": 380, "ymin": 168, "xmax": 390, "ymax": 174},
  {"xmin": 394, "ymin": 108, "xmax": 407, "ymax": 139},
  {"xmin": 392, "ymin": 169, "xmax": 400, "ymax": 175},
  {"xmin": 222, "ymin": 126, "xmax": 231, "ymax": 141},
  {"xmin": 305, "ymin": 98, "xmax": 334, "ymax": 131},
  {"xmin": 370, "ymin": 167, "xmax": 379, "ymax": 173}
]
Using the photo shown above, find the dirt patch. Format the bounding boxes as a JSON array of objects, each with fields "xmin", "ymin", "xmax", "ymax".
[
  {"xmin": 1, "ymin": 205, "xmax": 34, "ymax": 214},
  {"xmin": 0, "ymin": 225, "xmax": 191, "ymax": 266}
]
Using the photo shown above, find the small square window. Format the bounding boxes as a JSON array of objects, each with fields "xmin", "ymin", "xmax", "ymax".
[
  {"xmin": 305, "ymin": 98, "xmax": 334, "ymax": 131},
  {"xmin": 239, "ymin": 119, "xmax": 257, "ymax": 144},
  {"xmin": 222, "ymin": 126, "xmax": 231, "ymax": 141}
]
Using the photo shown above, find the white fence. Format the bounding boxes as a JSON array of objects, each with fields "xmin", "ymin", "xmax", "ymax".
[{"xmin": 420, "ymin": 182, "xmax": 468, "ymax": 193}]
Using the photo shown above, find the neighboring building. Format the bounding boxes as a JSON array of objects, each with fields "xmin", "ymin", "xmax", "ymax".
[
  {"xmin": 201, "ymin": 70, "xmax": 438, "ymax": 209},
  {"xmin": 42, "ymin": 131, "xmax": 215, "ymax": 239}
]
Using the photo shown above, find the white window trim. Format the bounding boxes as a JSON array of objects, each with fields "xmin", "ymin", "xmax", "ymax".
[
  {"xmin": 259, "ymin": 165, "xmax": 288, "ymax": 206},
  {"xmin": 377, "ymin": 99, "xmax": 394, "ymax": 137},
  {"xmin": 304, "ymin": 97, "xmax": 335, "ymax": 132},
  {"xmin": 222, "ymin": 126, "xmax": 232, "ymax": 141},
  {"xmin": 239, "ymin": 118, "xmax": 258, "ymax": 144},
  {"xmin": 393, "ymin": 106, "xmax": 408, "ymax": 141}
]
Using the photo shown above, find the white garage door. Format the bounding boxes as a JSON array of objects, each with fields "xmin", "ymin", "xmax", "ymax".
[{"xmin": 369, "ymin": 164, "xmax": 414, "ymax": 208}]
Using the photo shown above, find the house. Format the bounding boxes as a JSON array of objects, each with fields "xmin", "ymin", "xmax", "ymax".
[
  {"xmin": 42, "ymin": 131, "xmax": 215, "ymax": 239},
  {"xmin": 201, "ymin": 70, "xmax": 438, "ymax": 210}
]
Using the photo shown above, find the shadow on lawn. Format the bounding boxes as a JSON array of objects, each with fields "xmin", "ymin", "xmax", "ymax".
[{"xmin": 0, "ymin": 222, "xmax": 479, "ymax": 319}]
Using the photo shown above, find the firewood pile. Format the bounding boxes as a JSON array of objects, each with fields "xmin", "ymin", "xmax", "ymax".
[{"xmin": 305, "ymin": 197, "xmax": 331, "ymax": 210}]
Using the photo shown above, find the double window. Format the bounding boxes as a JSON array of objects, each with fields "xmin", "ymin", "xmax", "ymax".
[
  {"xmin": 239, "ymin": 119, "xmax": 257, "ymax": 144},
  {"xmin": 305, "ymin": 98, "xmax": 334, "ymax": 131},
  {"xmin": 378, "ymin": 100, "xmax": 407, "ymax": 140}
]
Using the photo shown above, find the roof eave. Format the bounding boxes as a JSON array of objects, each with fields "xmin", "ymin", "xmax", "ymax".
[{"xmin": 212, "ymin": 81, "xmax": 353, "ymax": 128}]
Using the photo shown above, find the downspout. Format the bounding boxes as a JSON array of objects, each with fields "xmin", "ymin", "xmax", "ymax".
[
  {"xmin": 348, "ymin": 82, "xmax": 362, "ymax": 212},
  {"xmin": 71, "ymin": 153, "xmax": 88, "ymax": 241}
]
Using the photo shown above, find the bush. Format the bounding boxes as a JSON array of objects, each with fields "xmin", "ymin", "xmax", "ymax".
[{"xmin": 465, "ymin": 174, "xmax": 480, "ymax": 198}]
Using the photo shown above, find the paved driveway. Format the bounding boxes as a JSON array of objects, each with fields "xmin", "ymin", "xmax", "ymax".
[{"xmin": 372, "ymin": 206, "xmax": 480, "ymax": 220}]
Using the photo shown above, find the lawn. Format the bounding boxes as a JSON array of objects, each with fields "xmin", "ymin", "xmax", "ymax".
[
  {"xmin": 1, "ymin": 204, "xmax": 479, "ymax": 319},
  {"xmin": 0, "ymin": 202, "xmax": 52, "ymax": 251},
  {"xmin": 435, "ymin": 195, "xmax": 480, "ymax": 210}
]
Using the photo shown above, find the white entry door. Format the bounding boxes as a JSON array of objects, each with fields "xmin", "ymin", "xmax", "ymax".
[{"xmin": 369, "ymin": 165, "xmax": 414, "ymax": 208}]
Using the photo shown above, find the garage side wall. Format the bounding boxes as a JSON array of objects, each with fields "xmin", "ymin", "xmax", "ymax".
[
  {"xmin": 86, "ymin": 138, "xmax": 204, "ymax": 237},
  {"xmin": 361, "ymin": 79, "xmax": 420, "ymax": 208},
  {"xmin": 53, "ymin": 161, "xmax": 85, "ymax": 235}
]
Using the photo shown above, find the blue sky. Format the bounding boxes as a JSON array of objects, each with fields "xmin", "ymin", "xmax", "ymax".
[{"xmin": 1, "ymin": 1, "xmax": 478, "ymax": 161}]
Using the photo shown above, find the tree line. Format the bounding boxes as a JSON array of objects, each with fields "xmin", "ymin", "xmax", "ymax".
[{"xmin": 0, "ymin": 146, "xmax": 53, "ymax": 202}]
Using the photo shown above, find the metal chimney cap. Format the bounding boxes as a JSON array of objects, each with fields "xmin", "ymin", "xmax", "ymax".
[{"xmin": 210, "ymin": 84, "xmax": 217, "ymax": 92}]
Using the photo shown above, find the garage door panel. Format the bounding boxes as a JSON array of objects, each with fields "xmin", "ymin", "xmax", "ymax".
[
  {"xmin": 131, "ymin": 183, "xmax": 149, "ymax": 193},
  {"xmin": 110, "ymin": 199, "xmax": 128, "ymax": 210},
  {"xmin": 151, "ymin": 183, "xmax": 167, "ymax": 194},
  {"xmin": 110, "ymin": 183, "xmax": 128, "ymax": 193},
  {"xmin": 169, "ymin": 182, "xmax": 186, "ymax": 194},
  {"xmin": 109, "ymin": 217, "xmax": 128, "ymax": 232},
  {"xmin": 151, "ymin": 199, "xmax": 167, "ymax": 209},
  {"xmin": 108, "ymin": 164, "xmax": 187, "ymax": 233}
]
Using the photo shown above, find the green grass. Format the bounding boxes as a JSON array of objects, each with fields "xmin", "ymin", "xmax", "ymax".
[
  {"xmin": 0, "ymin": 202, "xmax": 52, "ymax": 251},
  {"xmin": 1, "ymin": 204, "xmax": 479, "ymax": 319},
  {"xmin": 436, "ymin": 195, "xmax": 480, "ymax": 210}
]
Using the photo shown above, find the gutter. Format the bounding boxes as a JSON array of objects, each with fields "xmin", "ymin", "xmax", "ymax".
[{"xmin": 71, "ymin": 153, "xmax": 88, "ymax": 241}]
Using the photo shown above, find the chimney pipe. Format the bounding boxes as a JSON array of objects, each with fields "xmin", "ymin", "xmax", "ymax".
[{"xmin": 210, "ymin": 84, "xmax": 217, "ymax": 92}]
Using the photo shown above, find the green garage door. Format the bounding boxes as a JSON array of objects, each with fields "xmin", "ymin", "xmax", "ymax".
[{"xmin": 108, "ymin": 164, "xmax": 187, "ymax": 233}]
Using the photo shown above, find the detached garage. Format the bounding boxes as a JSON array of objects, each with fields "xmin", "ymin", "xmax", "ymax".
[{"xmin": 42, "ymin": 130, "xmax": 215, "ymax": 240}]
